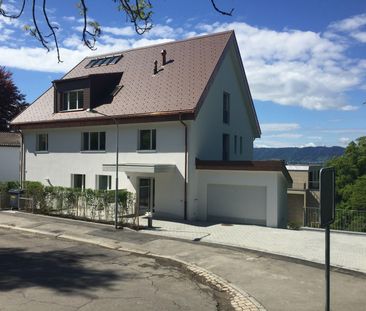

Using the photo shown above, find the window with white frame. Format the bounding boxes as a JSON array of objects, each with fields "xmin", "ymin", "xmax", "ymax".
[
  {"xmin": 36, "ymin": 133, "xmax": 48, "ymax": 152},
  {"xmin": 138, "ymin": 129, "xmax": 156, "ymax": 150},
  {"xmin": 96, "ymin": 175, "xmax": 112, "ymax": 190},
  {"xmin": 62, "ymin": 90, "xmax": 84, "ymax": 111},
  {"xmin": 72, "ymin": 174, "xmax": 85, "ymax": 190},
  {"xmin": 82, "ymin": 132, "xmax": 106, "ymax": 151}
]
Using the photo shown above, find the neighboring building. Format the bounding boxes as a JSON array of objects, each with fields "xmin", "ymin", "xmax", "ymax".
[
  {"xmin": 11, "ymin": 31, "xmax": 291, "ymax": 228},
  {"xmin": 0, "ymin": 132, "xmax": 20, "ymax": 182},
  {"xmin": 286, "ymin": 164, "xmax": 321, "ymax": 225}
]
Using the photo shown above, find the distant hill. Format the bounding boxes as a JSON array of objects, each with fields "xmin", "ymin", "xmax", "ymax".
[{"xmin": 254, "ymin": 146, "xmax": 345, "ymax": 164}]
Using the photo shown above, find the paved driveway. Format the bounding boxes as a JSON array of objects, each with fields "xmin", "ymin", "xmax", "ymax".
[{"xmin": 139, "ymin": 217, "xmax": 366, "ymax": 273}]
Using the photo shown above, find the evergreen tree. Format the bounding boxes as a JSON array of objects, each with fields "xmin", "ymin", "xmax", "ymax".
[{"xmin": 0, "ymin": 67, "xmax": 28, "ymax": 131}]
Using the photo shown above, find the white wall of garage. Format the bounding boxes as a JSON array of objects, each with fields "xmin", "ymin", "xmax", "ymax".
[{"xmin": 196, "ymin": 169, "xmax": 288, "ymax": 228}]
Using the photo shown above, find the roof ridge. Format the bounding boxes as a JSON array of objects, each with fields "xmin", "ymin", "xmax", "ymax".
[{"xmin": 83, "ymin": 30, "xmax": 234, "ymax": 59}]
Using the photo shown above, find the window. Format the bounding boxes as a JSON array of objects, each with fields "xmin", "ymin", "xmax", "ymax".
[
  {"xmin": 240, "ymin": 136, "xmax": 243, "ymax": 154},
  {"xmin": 222, "ymin": 134, "xmax": 230, "ymax": 161},
  {"xmin": 36, "ymin": 133, "xmax": 48, "ymax": 152},
  {"xmin": 138, "ymin": 129, "xmax": 156, "ymax": 150},
  {"xmin": 85, "ymin": 55, "xmax": 122, "ymax": 68},
  {"xmin": 223, "ymin": 92, "xmax": 230, "ymax": 124},
  {"xmin": 72, "ymin": 174, "xmax": 85, "ymax": 190},
  {"xmin": 82, "ymin": 132, "xmax": 106, "ymax": 151},
  {"xmin": 62, "ymin": 90, "xmax": 84, "ymax": 111},
  {"xmin": 96, "ymin": 175, "xmax": 112, "ymax": 190},
  {"xmin": 234, "ymin": 135, "xmax": 237, "ymax": 154}
]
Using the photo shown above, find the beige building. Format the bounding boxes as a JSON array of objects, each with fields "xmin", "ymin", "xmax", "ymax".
[{"xmin": 286, "ymin": 165, "xmax": 321, "ymax": 225}]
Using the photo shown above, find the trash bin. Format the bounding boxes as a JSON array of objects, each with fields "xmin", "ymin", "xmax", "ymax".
[{"xmin": 8, "ymin": 189, "xmax": 23, "ymax": 210}]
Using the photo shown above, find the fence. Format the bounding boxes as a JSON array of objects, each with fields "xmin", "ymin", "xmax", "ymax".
[{"xmin": 304, "ymin": 207, "xmax": 366, "ymax": 233}]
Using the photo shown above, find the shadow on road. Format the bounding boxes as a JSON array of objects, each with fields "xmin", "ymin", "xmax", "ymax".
[{"xmin": 0, "ymin": 247, "xmax": 132, "ymax": 294}]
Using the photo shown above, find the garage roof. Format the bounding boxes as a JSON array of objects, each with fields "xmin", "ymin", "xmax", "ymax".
[{"xmin": 196, "ymin": 159, "xmax": 293, "ymax": 184}]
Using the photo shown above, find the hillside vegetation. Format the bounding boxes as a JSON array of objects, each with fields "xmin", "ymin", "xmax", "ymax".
[
  {"xmin": 254, "ymin": 146, "xmax": 344, "ymax": 164},
  {"xmin": 327, "ymin": 137, "xmax": 366, "ymax": 211}
]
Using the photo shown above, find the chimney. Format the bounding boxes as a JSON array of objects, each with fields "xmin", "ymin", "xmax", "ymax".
[
  {"xmin": 161, "ymin": 49, "xmax": 167, "ymax": 66},
  {"xmin": 153, "ymin": 60, "xmax": 158, "ymax": 75}
]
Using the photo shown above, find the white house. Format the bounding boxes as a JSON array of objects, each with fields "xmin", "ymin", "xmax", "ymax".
[
  {"xmin": 0, "ymin": 132, "xmax": 20, "ymax": 182},
  {"xmin": 11, "ymin": 31, "xmax": 291, "ymax": 228}
]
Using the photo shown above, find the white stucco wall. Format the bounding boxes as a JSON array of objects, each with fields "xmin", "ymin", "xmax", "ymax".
[
  {"xmin": 196, "ymin": 170, "xmax": 286, "ymax": 228},
  {"xmin": 187, "ymin": 45, "xmax": 257, "ymax": 220},
  {"xmin": 190, "ymin": 46, "xmax": 256, "ymax": 162},
  {"xmin": 23, "ymin": 121, "xmax": 187, "ymax": 219},
  {"xmin": 0, "ymin": 146, "xmax": 20, "ymax": 182}
]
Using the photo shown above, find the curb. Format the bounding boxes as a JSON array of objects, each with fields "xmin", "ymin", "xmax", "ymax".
[{"xmin": 0, "ymin": 224, "xmax": 267, "ymax": 311}]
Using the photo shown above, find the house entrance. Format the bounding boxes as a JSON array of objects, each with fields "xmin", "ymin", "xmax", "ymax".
[{"xmin": 138, "ymin": 178, "xmax": 155, "ymax": 214}]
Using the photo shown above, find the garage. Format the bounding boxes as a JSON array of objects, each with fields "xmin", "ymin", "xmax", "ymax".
[
  {"xmin": 195, "ymin": 159, "xmax": 292, "ymax": 228},
  {"xmin": 207, "ymin": 184, "xmax": 267, "ymax": 225}
]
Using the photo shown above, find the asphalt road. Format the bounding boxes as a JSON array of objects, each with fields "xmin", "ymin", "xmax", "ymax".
[{"xmin": 0, "ymin": 229, "xmax": 222, "ymax": 311}]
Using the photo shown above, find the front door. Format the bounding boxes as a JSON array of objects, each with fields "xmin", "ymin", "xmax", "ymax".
[{"xmin": 138, "ymin": 178, "xmax": 155, "ymax": 214}]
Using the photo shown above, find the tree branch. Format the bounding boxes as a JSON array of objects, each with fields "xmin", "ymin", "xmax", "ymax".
[
  {"xmin": 79, "ymin": 0, "xmax": 100, "ymax": 50},
  {"xmin": 31, "ymin": 0, "xmax": 49, "ymax": 50},
  {"xmin": 42, "ymin": 0, "xmax": 62, "ymax": 62},
  {"xmin": 0, "ymin": 0, "xmax": 26, "ymax": 18},
  {"xmin": 210, "ymin": 0, "xmax": 234, "ymax": 16}
]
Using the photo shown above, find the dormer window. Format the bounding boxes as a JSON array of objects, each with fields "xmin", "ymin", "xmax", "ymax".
[{"xmin": 62, "ymin": 90, "xmax": 84, "ymax": 111}]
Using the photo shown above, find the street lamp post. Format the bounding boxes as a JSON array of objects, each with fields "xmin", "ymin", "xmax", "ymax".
[{"xmin": 86, "ymin": 109, "xmax": 120, "ymax": 229}]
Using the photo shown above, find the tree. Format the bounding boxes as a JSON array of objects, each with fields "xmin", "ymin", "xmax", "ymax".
[
  {"xmin": 0, "ymin": 67, "xmax": 28, "ymax": 131},
  {"xmin": 0, "ymin": 0, "xmax": 234, "ymax": 63},
  {"xmin": 327, "ymin": 137, "xmax": 366, "ymax": 210}
]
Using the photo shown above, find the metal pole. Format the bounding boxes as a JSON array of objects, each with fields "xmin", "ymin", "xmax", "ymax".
[
  {"xmin": 115, "ymin": 122, "xmax": 119, "ymax": 230},
  {"xmin": 325, "ymin": 224, "xmax": 330, "ymax": 311}
]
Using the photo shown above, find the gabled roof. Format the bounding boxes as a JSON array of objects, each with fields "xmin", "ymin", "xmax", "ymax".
[
  {"xmin": 0, "ymin": 132, "xmax": 21, "ymax": 147},
  {"xmin": 11, "ymin": 30, "xmax": 260, "ymax": 136}
]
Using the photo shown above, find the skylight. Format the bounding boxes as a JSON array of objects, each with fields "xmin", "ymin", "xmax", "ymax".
[{"xmin": 85, "ymin": 55, "xmax": 122, "ymax": 68}]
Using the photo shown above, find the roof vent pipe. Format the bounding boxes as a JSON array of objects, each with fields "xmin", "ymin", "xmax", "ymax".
[
  {"xmin": 153, "ymin": 60, "xmax": 158, "ymax": 75},
  {"xmin": 161, "ymin": 49, "xmax": 167, "ymax": 66}
]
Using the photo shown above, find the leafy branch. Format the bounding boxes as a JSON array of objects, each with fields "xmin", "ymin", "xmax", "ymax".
[{"xmin": 0, "ymin": 0, "xmax": 234, "ymax": 62}]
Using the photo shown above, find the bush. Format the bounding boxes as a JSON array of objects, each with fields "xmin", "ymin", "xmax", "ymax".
[{"xmin": 19, "ymin": 182, "xmax": 133, "ymax": 222}]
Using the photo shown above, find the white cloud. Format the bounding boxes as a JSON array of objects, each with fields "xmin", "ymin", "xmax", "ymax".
[
  {"xmin": 62, "ymin": 16, "xmax": 76, "ymax": 22},
  {"xmin": 328, "ymin": 14, "xmax": 366, "ymax": 44},
  {"xmin": 339, "ymin": 137, "xmax": 351, "ymax": 146},
  {"xmin": 350, "ymin": 31, "xmax": 366, "ymax": 43},
  {"xmin": 196, "ymin": 21, "xmax": 364, "ymax": 111},
  {"xmin": 266, "ymin": 133, "xmax": 303, "ymax": 139},
  {"xmin": 329, "ymin": 14, "xmax": 366, "ymax": 32},
  {"xmin": 301, "ymin": 142, "xmax": 316, "ymax": 147},
  {"xmin": 102, "ymin": 26, "xmax": 135, "ymax": 37},
  {"xmin": 261, "ymin": 123, "xmax": 300, "ymax": 132},
  {"xmin": 166, "ymin": 18, "xmax": 173, "ymax": 24}
]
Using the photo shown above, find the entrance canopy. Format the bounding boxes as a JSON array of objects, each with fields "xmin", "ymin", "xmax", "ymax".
[{"xmin": 103, "ymin": 163, "xmax": 175, "ymax": 174}]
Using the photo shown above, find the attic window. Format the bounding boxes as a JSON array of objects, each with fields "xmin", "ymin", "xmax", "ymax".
[{"xmin": 85, "ymin": 55, "xmax": 122, "ymax": 68}]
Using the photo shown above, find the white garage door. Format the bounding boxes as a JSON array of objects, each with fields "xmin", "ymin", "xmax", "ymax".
[{"xmin": 207, "ymin": 184, "xmax": 267, "ymax": 225}]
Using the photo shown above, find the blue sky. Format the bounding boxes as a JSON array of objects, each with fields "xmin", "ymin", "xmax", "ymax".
[{"xmin": 1, "ymin": 0, "xmax": 365, "ymax": 147}]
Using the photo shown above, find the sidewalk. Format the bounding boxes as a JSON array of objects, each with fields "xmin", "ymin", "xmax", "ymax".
[
  {"xmin": 138, "ymin": 217, "xmax": 366, "ymax": 274},
  {"xmin": 0, "ymin": 211, "xmax": 365, "ymax": 311}
]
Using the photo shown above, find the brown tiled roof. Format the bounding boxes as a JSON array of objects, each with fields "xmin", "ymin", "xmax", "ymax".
[
  {"xmin": 11, "ymin": 30, "xmax": 260, "ymax": 136},
  {"xmin": 195, "ymin": 159, "xmax": 293, "ymax": 184},
  {"xmin": 0, "ymin": 132, "xmax": 21, "ymax": 147}
]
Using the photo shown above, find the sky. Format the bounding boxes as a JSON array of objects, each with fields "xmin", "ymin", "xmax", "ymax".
[{"xmin": 0, "ymin": 0, "xmax": 365, "ymax": 148}]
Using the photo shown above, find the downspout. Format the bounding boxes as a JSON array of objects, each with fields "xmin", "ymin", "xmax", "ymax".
[
  {"xmin": 19, "ymin": 130, "xmax": 25, "ymax": 189},
  {"xmin": 179, "ymin": 114, "xmax": 188, "ymax": 221}
]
